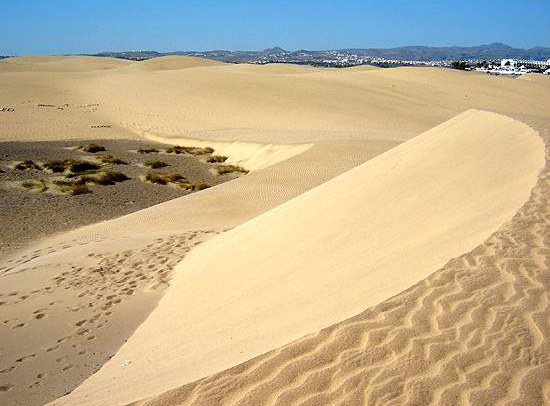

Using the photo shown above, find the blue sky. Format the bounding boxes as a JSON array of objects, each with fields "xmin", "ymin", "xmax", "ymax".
[{"xmin": 1, "ymin": 1, "xmax": 549, "ymax": 55}]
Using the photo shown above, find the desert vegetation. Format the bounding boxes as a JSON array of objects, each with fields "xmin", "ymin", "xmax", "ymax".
[
  {"xmin": 137, "ymin": 147, "xmax": 159, "ymax": 154},
  {"xmin": 76, "ymin": 143, "xmax": 107, "ymax": 153},
  {"xmin": 20, "ymin": 179, "xmax": 48, "ymax": 192},
  {"xmin": 43, "ymin": 159, "xmax": 101, "ymax": 174},
  {"xmin": 165, "ymin": 145, "xmax": 214, "ymax": 155},
  {"xmin": 207, "ymin": 155, "xmax": 228, "ymax": 163},
  {"xmin": 143, "ymin": 172, "xmax": 208, "ymax": 191},
  {"xmin": 97, "ymin": 154, "xmax": 127, "ymax": 165},
  {"xmin": 216, "ymin": 164, "xmax": 249, "ymax": 175},
  {"xmin": 144, "ymin": 160, "xmax": 169, "ymax": 169},
  {"xmin": 13, "ymin": 160, "xmax": 42, "ymax": 170}
]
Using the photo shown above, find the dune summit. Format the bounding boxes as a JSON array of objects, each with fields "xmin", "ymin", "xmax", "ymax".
[{"xmin": 0, "ymin": 56, "xmax": 549, "ymax": 406}]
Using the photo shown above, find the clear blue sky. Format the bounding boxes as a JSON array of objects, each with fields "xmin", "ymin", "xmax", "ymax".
[{"xmin": 1, "ymin": 0, "xmax": 549, "ymax": 55}]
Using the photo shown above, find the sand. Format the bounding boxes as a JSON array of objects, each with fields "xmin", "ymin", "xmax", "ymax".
[{"xmin": 0, "ymin": 56, "xmax": 549, "ymax": 406}]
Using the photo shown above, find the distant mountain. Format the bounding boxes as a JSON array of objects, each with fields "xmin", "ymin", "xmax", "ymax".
[
  {"xmin": 90, "ymin": 43, "xmax": 550, "ymax": 63},
  {"xmin": 350, "ymin": 43, "xmax": 550, "ymax": 61}
]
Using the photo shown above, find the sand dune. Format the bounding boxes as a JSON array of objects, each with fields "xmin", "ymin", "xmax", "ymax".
[
  {"xmin": 1, "ymin": 56, "xmax": 550, "ymax": 406},
  {"xmin": 50, "ymin": 110, "xmax": 544, "ymax": 406},
  {"xmin": 126, "ymin": 55, "xmax": 225, "ymax": 71},
  {"xmin": 0, "ymin": 55, "xmax": 132, "ymax": 72}
]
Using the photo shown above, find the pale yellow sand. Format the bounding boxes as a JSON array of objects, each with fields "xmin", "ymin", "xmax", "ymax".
[
  {"xmin": 49, "ymin": 110, "xmax": 545, "ymax": 406},
  {"xmin": 1, "ymin": 56, "xmax": 549, "ymax": 406}
]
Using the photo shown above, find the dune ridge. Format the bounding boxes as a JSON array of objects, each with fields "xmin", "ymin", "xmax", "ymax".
[
  {"xmin": 49, "ymin": 110, "xmax": 545, "ymax": 406},
  {"xmin": 128, "ymin": 114, "xmax": 550, "ymax": 406}
]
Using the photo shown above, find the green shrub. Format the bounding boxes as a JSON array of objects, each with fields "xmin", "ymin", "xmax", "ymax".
[
  {"xmin": 207, "ymin": 155, "xmax": 228, "ymax": 163},
  {"xmin": 144, "ymin": 160, "xmax": 169, "ymax": 169},
  {"xmin": 98, "ymin": 154, "xmax": 127, "ymax": 165},
  {"xmin": 216, "ymin": 165, "xmax": 249, "ymax": 175},
  {"xmin": 78, "ymin": 144, "xmax": 106, "ymax": 153},
  {"xmin": 137, "ymin": 147, "xmax": 159, "ymax": 154},
  {"xmin": 14, "ymin": 160, "xmax": 42, "ymax": 170}
]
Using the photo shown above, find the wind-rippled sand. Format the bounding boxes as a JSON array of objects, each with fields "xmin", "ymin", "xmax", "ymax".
[{"xmin": 0, "ymin": 55, "xmax": 549, "ymax": 406}]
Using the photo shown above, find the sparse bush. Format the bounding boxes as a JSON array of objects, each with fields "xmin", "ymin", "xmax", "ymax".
[
  {"xmin": 145, "ymin": 172, "xmax": 168, "ymax": 185},
  {"xmin": 43, "ymin": 159, "xmax": 70, "ymax": 173},
  {"xmin": 137, "ymin": 147, "xmax": 159, "ymax": 154},
  {"xmin": 43, "ymin": 159, "xmax": 100, "ymax": 173},
  {"xmin": 20, "ymin": 179, "xmax": 47, "ymax": 192},
  {"xmin": 144, "ymin": 160, "xmax": 169, "ymax": 169},
  {"xmin": 166, "ymin": 145, "xmax": 214, "ymax": 155},
  {"xmin": 78, "ymin": 143, "xmax": 106, "ymax": 153},
  {"xmin": 207, "ymin": 155, "xmax": 228, "ymax": 163},
  {"xmin": 53, "ymin": 179, "xmax": 77, "ymax": 187},
  {"xmin": 69, "ymin": 161, "xmax": 101, "ymax": 173},
  {"xmin": 98, "ymin": 154, "xmax": 127, "ymax": 165},
  {"xmin": 178, "ymin": 181, "xmax": 210, "ymax": 191},
  {"xmin": 144, "ymin": 172, "xmax": 190, "ymax": 186},
  {"xmin": 216, "ymin": 165, "xmax": 249, "ymax": 175},
  {"xmin": 70, "ymin": 184, "xmax": 91, "ymax": 195},
  {"xmin": 14, "ymin": 160, "xmax": 42, "ymax": 170},
  {"xmin": 93, "ymin": 171, "xmax": 129, "ymax": 185},
  {"xmin": 21, "ymin": 180, "xmax": 37, "ymax": 189}
]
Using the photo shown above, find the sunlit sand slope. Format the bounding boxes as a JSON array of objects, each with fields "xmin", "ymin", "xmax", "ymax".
[
  {"xmin": 130, "ymin": 114, "xmax": 550, "ymax": 406},
  {"xmin": 51, "ymin": 110, "xmax": 544, "ymax": 406},
  {"xmin": 125, "ymin": 55, "xmax": 225, "ymax": 71},
  {"xmin": 0, "ymin": 55, "xmax": 133, "ymax": 72}
]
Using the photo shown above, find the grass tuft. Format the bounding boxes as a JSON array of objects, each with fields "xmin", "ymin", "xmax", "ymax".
[
  {"xmin": 92, "ymin": 171, "xmax": 130, "ymax": 185},
  {"xmin": 165, "ymin": 145, "xmax": 215, "ymax": 155},
  {"xmin": 44, "ymin": 159, "xmax": 100, "ymax": 173},
  {"xmin": 14, "ymin": 160, "xmax": 42, "ymax": 170},
  {"xmin": 20, "ymin": 179, "xmax": 48, "ymax": 192},
  {"xmin": 98, "ymin": 154, "xmax": 127, "ymax": 165},
  {"xmin": 144, "ymin": 160, "xmax": 169, "ymax": 169},
  {"xmin": 216, "ymin": 165, "xmax": 249, "ymax": 175},
  {"xmin": 207, "ymin": 155, "xmax": 228, "ymax": 163},
  {"xmin": 137, "ymin": 147, "xmax": 159, "ymax": 154},
  {"xmin": 77, "ymin": 143, "xmax": 106, "ymax": 153}
]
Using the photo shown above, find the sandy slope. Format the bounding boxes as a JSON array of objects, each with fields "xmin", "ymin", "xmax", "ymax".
[
  {"xmin": 49, "ymin": 110, "xmax": 545, "ymax": 406},
  {"xmin": 128, "ymin": 114, "xmax": 550, "ymax": 406},
  {"xmin": 0, "ymin": 137, "xmax": 395, "ymax": 406}
]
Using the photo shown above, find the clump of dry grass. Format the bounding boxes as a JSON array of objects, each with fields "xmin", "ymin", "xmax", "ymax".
[
  {"xmin": 207, "ymin": 155, "xmax": 228, "ymax": 163},
  {"xmin": 76, "ymin": 143, "xmax": 106, "ymax": 153},
  {"xmin": 177, "ymin": 182, "xmax": 210, "ymax": 191},
  {"xmin": 216, "ymin": 164, "xmax": 249, "ymax": 175},
  {"xmin": 13, "ymin": 160, "xmax": 42, "ymax": 170},
  {"xmin": 165, "ymin": 145, "xmax": 214, "ymax": 155},
  {"xmin": 144, "ymin": 160, "xmax": 169, "ymax": 169},
  {"xmin": 98, "ymin": 154, "xmax": 127, "ymax": 165},
  {"xmin": 44, "ymin": 159, "xmax": 101, "ymax": 174},
  {"xmin": 137, "ymin": 147, "xmax": 159, "ymax": 154},
  {"xmin": 92, "ymin": 171, "xmax": 130, "ymax": 185},
  {"xmin": 20, "ymin": 179, "xmax": 48, "ymax": 192}
]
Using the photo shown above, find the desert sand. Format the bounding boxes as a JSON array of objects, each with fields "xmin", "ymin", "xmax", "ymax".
[{"xmin": 0, "ymin": 55, "xmax": 549, "ymax": 406}]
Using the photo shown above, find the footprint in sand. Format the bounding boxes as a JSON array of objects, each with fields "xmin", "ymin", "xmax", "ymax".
[{"xmin": 0, "ymin": 384, "xmax": 13, "ymax": 392}]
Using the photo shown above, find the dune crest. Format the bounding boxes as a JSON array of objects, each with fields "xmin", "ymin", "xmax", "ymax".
[{"xmin": 50, "ymin": 110, "xmax": 544, "ymax": 406}]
